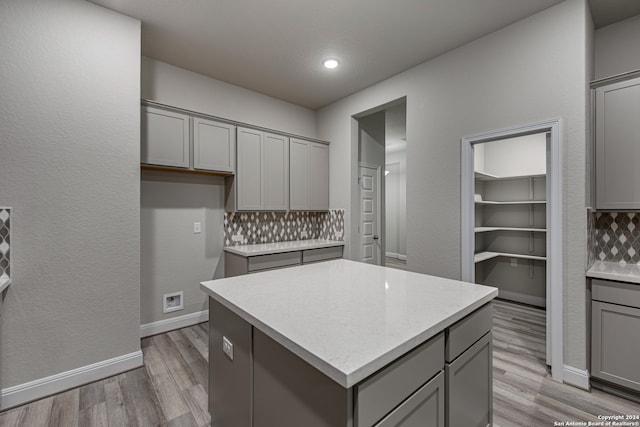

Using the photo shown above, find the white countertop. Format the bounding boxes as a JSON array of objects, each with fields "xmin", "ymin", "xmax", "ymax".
[
  {"xmin": 0, "ymin": 277, "xmax": 11, "ymax": 294},
  {"xmin": 224, "ymin": 239, "xmax": 344, "ymax": 256},
  {"xmin": 200, "ymin": 259, "xmax": 498, "ymax": 388},
  {"xmin": 587, "ymin": 260, "xmax": 640, "ymax": 284}
]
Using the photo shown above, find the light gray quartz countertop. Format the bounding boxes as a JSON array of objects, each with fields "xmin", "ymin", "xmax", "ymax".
[
  {"xmin": 200, "ymin": 259, "xmax": 498, "ymax": 388},
  {"xmin": 223, "ymin": 239, "xmax": 344, "ymax": 256},
  {"xmin": 587, "ymin": 260, "xmax": 640, "ymax": 284}
]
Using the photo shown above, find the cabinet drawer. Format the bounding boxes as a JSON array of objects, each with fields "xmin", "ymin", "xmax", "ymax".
[
  {"xmin": 375, "ymin": 371, "xmax": 444, "ymax": 427},
  {"xmin": 355, "ymin": 333, "xmax": 444, "ymax": 427},
  {"xmin": 591, "ymin": 301, "xmax": 640, "ymax": 391},
  {"xmin": 592, "ymin": 278, "xmax": 640, "ymax": 308},
  {"xmin": 446, "ymin": 302, "xmax": 492, "ymax": 363},
  {"xmin": 302, "ymin": 246, "xmax": 343, "ymax": 263},
  {"xmin": 247, "ymin": 252, "xmax": 301, "ymax": 272}
]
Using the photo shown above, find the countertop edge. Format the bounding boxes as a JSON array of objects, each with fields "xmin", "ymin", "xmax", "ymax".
[
  {"xmin": 224, "ymin": 240, "xmax": 345, "ymax": 256},
  {"xmin": 586, "ymin": 261, "xmax": 640, "ymax": 285},
  {"xmin": 200, "ymin": 281, "xmax": 497, "ymax": 388}
]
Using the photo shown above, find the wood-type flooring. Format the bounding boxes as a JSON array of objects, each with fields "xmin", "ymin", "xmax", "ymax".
[{"xmin": 0, "ymin": 300, "xmax": 638, "ymax": 426}]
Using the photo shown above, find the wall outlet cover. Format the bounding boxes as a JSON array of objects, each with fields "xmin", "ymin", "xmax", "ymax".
[
  {"xmin": 232, "ymin": 234, "xmax": 244, "ymax": 242},
  {"xmin": 222, "ymin": 336, "xmax": 234, "ymax": 361},
  {"xmin": 163, "ymin": 291, "xmax": 184, "ymax": 313}
]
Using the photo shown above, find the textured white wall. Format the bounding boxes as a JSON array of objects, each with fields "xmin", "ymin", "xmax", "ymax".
[
  {"xmin": 0, "ymin": 0, "xmax": 141, "ymax": 388},
  {"xmin": 482, "ymin": 133, "xmax": 547, "ymax": 177},
  {"xmin": 140, "ymin": 171, "xmax": 225, "ymax": 325},
  {"xmin": 594, "ymin": 14, "xmax": 640, "ymax": 80},
  {"xmin": 318, "ymin": 0, "xmax": 590, "ymax": 369},
  {"xmin": 142, "ymin": 57, "xmax": 317, "ymax": 138}
]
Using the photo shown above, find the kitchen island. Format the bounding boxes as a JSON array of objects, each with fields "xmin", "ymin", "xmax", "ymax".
[{"xmin": 200, "ymin": 259, "xmax": 498, "ymax": 427}]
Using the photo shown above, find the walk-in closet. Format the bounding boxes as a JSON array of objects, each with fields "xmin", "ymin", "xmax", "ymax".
[{"xmin": 473, "ymin": 133, "xmax": 548, "ymax": 308}]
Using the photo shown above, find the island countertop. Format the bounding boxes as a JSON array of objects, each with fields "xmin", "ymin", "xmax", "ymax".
[
  {"xmin": 200, "ymin": 259, "xmax": 497, "ymax": 388},
  {"xmin": 224, "ymin": 239, "xmax": 344, "ymax": 257}
]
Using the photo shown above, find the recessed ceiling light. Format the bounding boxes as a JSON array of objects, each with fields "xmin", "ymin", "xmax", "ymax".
[{"xmin": 323, "ymin": 58, "xmax": 339, "ymax": 69}]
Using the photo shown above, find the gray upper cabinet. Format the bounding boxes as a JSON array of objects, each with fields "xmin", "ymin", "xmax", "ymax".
[
  {"xmin": 193, "ymin": 117, "xmax": 235, "ymax": 173},
  {"xmin": 290, "ymin": 138, "xmax": 329, "ymax": 211},
  {"xmin": 236, "ymin": 127, "xmax": 289, "ymax": 211},
  {"xmin": 595, "ymin": 76, "xmax": 640, "ymax": 210},
  {"xmin": 141, "ymin": 105, "xmax": 190, "ymax": 168},
  {"xmin": 142, "ymin": 103, "xmax": 235, "ymax": 174}
]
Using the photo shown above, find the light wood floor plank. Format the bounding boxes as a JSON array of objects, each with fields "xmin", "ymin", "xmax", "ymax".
[{"xmin": 1, "ymin": 301, "xmax": 639, "ymax": 426}]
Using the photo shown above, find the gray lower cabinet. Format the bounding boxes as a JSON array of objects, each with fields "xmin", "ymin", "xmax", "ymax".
[
  {"xmin": 208, "ymin": 301, "xmax": 491, "ymax": 427},
  {"xmin": 591, "ymin": 278, "xmax": 640, "ymax": 392},
  {"xmin": 235, "ymin": 127, "xmax": 289, "ymax": 211},
  {"xmin": 141, "ymin": 104, "xmax": 236, "ymax": 174},
  {"xmin": 595, "ymin": 76, "xmax": 640, "ymax": 209},
  {"xmin": 290, "ymin": 138, "xmax": 329, "ymax": 211},
  {"xmin": 225, "ymin": 246, "xmax": 343, "ymax": 277}
]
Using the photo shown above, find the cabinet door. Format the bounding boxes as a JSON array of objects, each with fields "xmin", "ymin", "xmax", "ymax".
[
  {"xmin": 309, "ymin": 142, "xmax": 329, "ymax": 211},
  {"xmin": 375, "ymin": 372, "xmax": 444, "ymax": 427},
  {"xmin": 263, "ymin": 133, "xmax": 289, "ymax": 211},
  {"xmin": 596, "ymin": 77, "xmax": 640, "ymax": 209},
  {"xmin": 591, "ymin": 300, "xmax": 640, "ymax": 391},
  {"xmin": 289, "ymin": 138, "xmax": 310, "ymax": 210},
  {"xmin": 193, "ymin": 117, "xmax": 235, "ymax": 173},
  {"xmin": 237, "ymin": 128, "xmax": 264, "ymax": 210},
  {"xmin": 446, "ymin": 332, "xmax": 492, "ymax": 427},
  {"xmin": 141, "ymin": 106, "xmax": 190, "ymax": 168}
]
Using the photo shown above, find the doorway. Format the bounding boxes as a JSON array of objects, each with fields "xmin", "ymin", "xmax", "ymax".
[
  {"xmin": 461, "ymin": 119, "xmax": 563, "ymax": 381},
  {"xmin": 355, "ymin": 100, "xmax": 407, "ymax": 267}
]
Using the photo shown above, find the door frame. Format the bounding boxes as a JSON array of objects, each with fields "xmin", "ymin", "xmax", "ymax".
[
  {"xmin": 460, "ymin": 118, "xmax": 564, "ymax": 381},
  {"xmin": 358, "ymin": 162, "xmax": 382, "ymax": 265}
]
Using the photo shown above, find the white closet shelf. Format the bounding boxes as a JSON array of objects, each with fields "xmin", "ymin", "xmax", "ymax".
[
  {"xmin": 475, "ymin": 200, "xmax": 546, "ymax": 205},
  {"xmin": 474, "ymin": 226, "xmax": 546, "ymax": 233},
  {"xmin": 474, "ymin": 171, "xmax": 546, "ymax": 181},
  {"xmin": 474, "ymin": 251, "xmax": 546, "ymax": 263}
]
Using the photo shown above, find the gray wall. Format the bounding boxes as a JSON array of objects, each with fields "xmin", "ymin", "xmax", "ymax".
[
  {"xmin": 594, "ymin": 14, "xmax": 640, "ymax": 80},
  {"xmin": 317, "ymin": 0, "xmax": 591, "ymax": 370},
  {"xmin": 140, "ymin": 59, "xmax": 318, "ymax": 325},
  {"xmin": 0, "ymin": 0, "xmax": 141, "ymax": 388},
  {"xmin": 140, "ymin": 171, "xmax": 225, "ymax": 325}
]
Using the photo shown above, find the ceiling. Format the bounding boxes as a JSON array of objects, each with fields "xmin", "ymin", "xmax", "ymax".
[{"xmin": 92, "ymin": 0, "xmax": 640, "ymax": 110}]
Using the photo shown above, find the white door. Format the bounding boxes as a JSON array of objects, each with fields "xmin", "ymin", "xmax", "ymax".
[{"xmin": 359, "ymin": 165, "xmax": 381, "ymax": 264}]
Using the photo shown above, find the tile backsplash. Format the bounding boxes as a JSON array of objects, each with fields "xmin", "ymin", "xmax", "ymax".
[
  {"xmin": 589, "ymin": 211, "xmax": 640, "ymax": 265},
  {"xmin": 224, "ymin": 210, "xmax": 344, "ymax": 246},
  {"xmin": 0, "ymin": 208, "xmax": 10, "ymax": 281}
]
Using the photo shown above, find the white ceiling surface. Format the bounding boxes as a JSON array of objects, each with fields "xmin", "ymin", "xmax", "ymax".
[{"xmin": 92, "ymin": 0, "xmax": 640, "ymax": 110}]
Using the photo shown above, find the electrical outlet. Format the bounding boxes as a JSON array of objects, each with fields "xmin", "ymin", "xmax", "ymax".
[
  {"xmin": 232, "ymin": 234, "xmax": 243, "ymax": 242},
  {"xmin": 222, "ymin": 336, "xmax": 234, "ymax": 361},
  {"xmin": 163, "ymin": 291, "xmax": 184, "ymax": 313},
  {"xmin": 510, "ymin": 258, "xmax": 518, "ymax": 267},
  {"xmin": 193, "ymin": 222, "xmax": 201, "ymax": 234},
  {"xmin": 300, "ymin": 230, "xmax": 308, "ymax": 238}
]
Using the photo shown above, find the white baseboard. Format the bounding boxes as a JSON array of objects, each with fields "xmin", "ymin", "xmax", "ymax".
[
  {"xmin": 563, "ymin": 365, "xmax": 590, "ymax": 391},
  {"xmin": 385, "ymin": 252, "xmax": 407, "ymax": 261},
  {"xmin": 140, "ymin": 310, "xmax": 208, "ymax": 338},
  {"xmin": 1, "ymin": 350, "xmax": 143, "ymax": 411},
  {"xmin": 497, "ymin": 290, "xmax": 546, "ymax": 308}
]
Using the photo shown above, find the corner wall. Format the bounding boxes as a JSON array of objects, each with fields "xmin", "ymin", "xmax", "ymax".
[
  {"xmin": 317, "ymin": 0, "xmax": 590, "ymax": 371},
  {"xmin": 0, "ymin": 0, "xmax": 141, "ymax": 402}
]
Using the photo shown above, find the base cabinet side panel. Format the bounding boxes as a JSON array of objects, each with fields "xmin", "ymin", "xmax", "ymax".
[
  {"xmin": 209, "ymin": 299, "xmax": 252, "ymax": 427},
  {"xmin": 445, "ymin": 332, "xmax": 493, "ymax": 427},
  {"xmin": 253, "ymin": 329, "xmax": 349, "ymax": 427}
]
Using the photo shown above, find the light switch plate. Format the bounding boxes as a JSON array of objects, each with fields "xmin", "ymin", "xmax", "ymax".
[
  {"xmin": 222, "ymin": 336, "xmax": 234, "ymax": 361},
  {"xmin": 193, "ymin": 222, "xmax": 202, "ymax": 234},
  {"xmin": 232, "ymin": 234, "xmax": 243, "ymax": 242}
]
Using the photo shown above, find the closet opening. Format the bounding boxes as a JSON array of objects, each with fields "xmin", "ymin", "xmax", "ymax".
[{"xmin": 461, "ymin": 119, "xmax": 563, "ymax": 381}]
